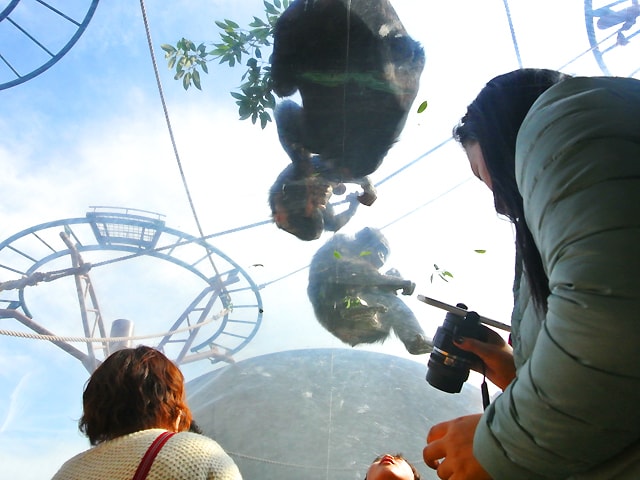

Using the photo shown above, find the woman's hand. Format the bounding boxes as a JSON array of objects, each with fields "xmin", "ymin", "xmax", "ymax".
[
  {"xmin": 423, "ymin": 414, "xmax": 492, "ymax": 480},
  {"xmin": 455, "ymin": 327, "xmax": 515, "ymax": 391}
]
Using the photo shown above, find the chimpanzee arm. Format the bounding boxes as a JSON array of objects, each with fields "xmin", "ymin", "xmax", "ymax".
[
  {"xmin": 330, "ymin": 263, "xmax": 415, "ymax": 295},
  {"xmin": 380, "ymin": 295, "xmax": 433, "ymax": 354},
  {"xmin": 322, "ymin": 193, "xmax": 360, "ymax": 233},
  {"xmin": 274, "ymin": 100, "xmax": 313, "ymax": 170}
]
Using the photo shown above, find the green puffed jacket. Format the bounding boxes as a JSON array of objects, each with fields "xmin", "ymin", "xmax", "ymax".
[{"xmin": 473, "ymin": 76, "xmax": 640, "ymax": 479}]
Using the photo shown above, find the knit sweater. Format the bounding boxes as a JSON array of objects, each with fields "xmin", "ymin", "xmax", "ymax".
[{"xmin": 51, "ymin": 429, "xmax": 242, "ymax": 480}]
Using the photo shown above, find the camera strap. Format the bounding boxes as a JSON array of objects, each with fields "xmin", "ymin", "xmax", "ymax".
[{"xmin": 481, "ymin": 362, "xmax": 490, "ymax": 410}]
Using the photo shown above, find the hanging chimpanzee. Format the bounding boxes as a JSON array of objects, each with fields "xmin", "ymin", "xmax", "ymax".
[
  {"xmin": 269, "ymin": 0, "xmax": 425, "ymax": 240},
  {"xmin": 307, "ymin": 227, "xmax": 432, "ymax": 355}
]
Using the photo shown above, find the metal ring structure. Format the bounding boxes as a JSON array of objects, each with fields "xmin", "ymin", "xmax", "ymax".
[
  {"xmin": 0, "ymin": 207, "xmax": 263, "ymax": 368},
  {"xmin": 0, "ymin": 0, "xmax": 100, "ymax": 90},
  {"xmin": 585, "ymin": 0, "xmax": 640, "ymax": 78}
]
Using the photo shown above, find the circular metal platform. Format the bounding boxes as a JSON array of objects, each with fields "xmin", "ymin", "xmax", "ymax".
[{"xmin": 0, "ymin": 0, "xmax": 100, "ymax": 89}]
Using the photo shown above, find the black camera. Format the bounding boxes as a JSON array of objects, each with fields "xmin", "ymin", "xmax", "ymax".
[{"xmin": 425, "ymin": 303, "xmax": 488, "ymax": 393}]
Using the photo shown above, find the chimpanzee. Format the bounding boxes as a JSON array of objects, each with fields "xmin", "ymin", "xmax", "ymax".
[
  {"xmin": 307, "ymin": 227, "xmax": 432, "ymax": 354},
  {"xmin": 268, "ymin": 140, "xmax": 366, "ymax": 241},
  {"xmin": 269, "ymin": 0, "xmax": 425, "ymax": 240}
]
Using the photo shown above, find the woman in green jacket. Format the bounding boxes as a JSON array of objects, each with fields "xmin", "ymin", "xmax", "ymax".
[{"xmin": 423, "ymin": 69, "xmax": 640, "ymax": 479}]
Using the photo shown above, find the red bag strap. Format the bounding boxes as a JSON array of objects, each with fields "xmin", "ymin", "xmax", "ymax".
[{"xmin": 132, "ymin": 431, "xmax": 177, "ymax": 480}]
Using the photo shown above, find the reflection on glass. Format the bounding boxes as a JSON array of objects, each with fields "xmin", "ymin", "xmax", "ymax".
[
  {"xmin": 268, "ymin": 0, "xmax": 425, "ymax": 240},
  {"xmin": 308, "ymin": 227, "xmax": 431, "ymax": 355}
]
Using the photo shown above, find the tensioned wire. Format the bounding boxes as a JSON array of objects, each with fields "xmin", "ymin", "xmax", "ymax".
[{"xmin": 138, "ymin": 0, "xmax": 225, "ymax": 286}]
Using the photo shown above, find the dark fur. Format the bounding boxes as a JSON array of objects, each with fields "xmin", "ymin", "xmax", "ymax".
[
  {"xmin": 307, "ymin": 228, "xmax": 432, "ymax": 354},
  {"xmin": 269, "ymin": 0, "xmax": 425, "ymax": 240}
]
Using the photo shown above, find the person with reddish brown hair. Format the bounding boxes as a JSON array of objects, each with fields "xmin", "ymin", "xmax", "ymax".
[{"xmin": 51, "ymin": 346, "xmax": 242, "ymax": 480}]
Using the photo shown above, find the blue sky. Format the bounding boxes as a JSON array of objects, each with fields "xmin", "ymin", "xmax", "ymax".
[{"xmin": 0, "ymin": 0, "xmax": 635, "ymax": 478}]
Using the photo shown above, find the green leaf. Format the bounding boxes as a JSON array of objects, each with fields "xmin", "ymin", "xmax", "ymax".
[
  {"xmin": 167, "ymin": 56, "xmax": 176, "ymax": 70},
  {"xmin": 359, "ymin": 250, "xmax": 372, "ymax": 257},
  {"xmin": 193, "ymin": 70, "xmax": 202, "ymax": 90},
  {"xmin": 161, "ymin": 44, "xmax": 177, "ymax": 54},
  {"xmin": 225, "ymin": 19, "xmax": 240, "ymax": 29},
  {"xmin": 259, "ymin": 111, "xmax": 271, "ymax": 129},
  {"xmin": 238, "ymin": 102, "xmax": 252, "ymax": 118},
  {"xmin": 249, "ymin": 16, "xmax": 267, "ymax": 27},
  {"xmin": 264, "ymin": 92, "xmax": 276, "ymax": 109},
  {"xmin": 417, "ymin": 100, "xmax": 428, "ymax": 113},
  {"xmin": 333, "ymin": 250, "xmax": 342, "ymax": 259},
  {"xmin": 211, "ymin": 45, "xmax": 228, "ymax": 56},
  {"xmin": 264, "ymin": 1, "xmax": 279, "ymax": 15},
  {"xmin": 474, "ymin": 249, "xmax": 487, "ymax": 254},
  {"xmin": 183, "ymin": 71, "xmax": 192, "ymax": 90}
]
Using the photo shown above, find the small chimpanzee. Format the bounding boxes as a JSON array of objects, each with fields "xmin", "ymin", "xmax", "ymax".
[
  {"xmin": 307, "ymin": 227, "xmax": 432, "ymax": 355},
  {"xmin": 268, "ymin": 131, "xmax": 367, "ymax": 242},
  {"xmin": 269, "ymin": 0, "xmax": 425, "ymax": 240}
]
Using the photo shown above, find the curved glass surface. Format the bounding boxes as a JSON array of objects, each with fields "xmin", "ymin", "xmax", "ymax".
[{"xmin": 0, "ymin": 1, "xmax": 637, "ymax": 478}]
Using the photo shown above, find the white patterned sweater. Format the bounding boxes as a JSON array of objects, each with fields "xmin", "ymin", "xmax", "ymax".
[{"xmin": 51, "ymin": 429, "xmax": 243, "ymax": 480}]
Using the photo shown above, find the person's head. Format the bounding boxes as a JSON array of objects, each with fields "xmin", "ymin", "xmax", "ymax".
[
  {"xmin": 453, "ymin": 68, "xmax": 570, "ymax": 310},
  {"xmin": 79, "ymin": 345, "xmax": 193, "ymax": 445},
  {"xmin": 365, "ymin": 453, "xmax": 420, "ymax": 480},
  {"xmin": 453, "ymin": 68, "xmax": 569, "ymax": 216}
]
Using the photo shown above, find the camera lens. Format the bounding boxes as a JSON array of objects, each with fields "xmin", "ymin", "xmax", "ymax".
[
  {"xmin": 425, "ymin": 306, "xmax": 484, "ymax": 393},
  {"xmin": 426, "ymin": 349, "xmax": 472, "ymax": 393}
]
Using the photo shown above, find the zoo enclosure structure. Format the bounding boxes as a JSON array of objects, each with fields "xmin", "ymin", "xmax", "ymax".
[{"xmin": 0, "ymin": 206, "xmax": 263, "ymax": 372}]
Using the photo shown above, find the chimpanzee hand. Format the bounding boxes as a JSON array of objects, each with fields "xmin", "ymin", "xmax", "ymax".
[
  {"xmin": 357, "ymin": 190, "xmax": 377, "ymax": 206},
  {"xmin": 333, "ymin": 183, "xmax": 347, "ymax": 195},
  {"xmin": 401, "ymin": 281, "xmax": 416, "ymax": 296},
  {"xmin": 357, "ymin": 179, "xmax": 377, "ymax": 206}
]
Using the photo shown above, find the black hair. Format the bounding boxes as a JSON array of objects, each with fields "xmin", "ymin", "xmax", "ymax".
[{"xmin": 453, "ymin": 68, "xmax": 570, "ymax": 311}]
